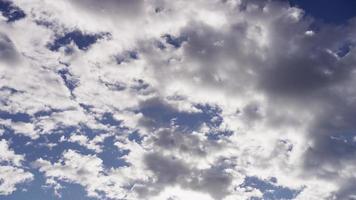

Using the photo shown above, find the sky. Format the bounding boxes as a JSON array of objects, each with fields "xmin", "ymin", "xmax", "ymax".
[{"xmin": 0, "ymin": 0, "xmax": 356, "ymax": 200}]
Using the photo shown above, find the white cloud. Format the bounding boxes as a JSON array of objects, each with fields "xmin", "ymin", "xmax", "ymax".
[
  {"xmin": 1, "ymin": 0, "xmax": 356, "ymax": 199},
  {"xmin": 66, "ymin": 133, "xmax": 107, "ymax": 153},
  {"xmin": 0, "ymin": 139, "xmax": 24, "ymax": 166},
  {"xmin": 0, "ymin": 166, "xmax": 33, "ymax": 195},
  {"xmin": 0, "ymin": 139, "xmax": 33, "ymax": 195},
  {"xmin": 34, "ymin": 149, "xmax": 145, "ymax": 199}
]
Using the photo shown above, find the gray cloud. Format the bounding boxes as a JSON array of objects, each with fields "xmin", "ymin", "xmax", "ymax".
[
  {"xmin": 141, "ymin": 152, "xmax": 232, "ymax": 200},
  {"xmin": 137, "ymin": 1, "xmax": 356, "ymax": 197},
  {"xmin": 70, "ymin": 0, "xmax": 144, "ymax": 19},
  {"xmin": 2, "ymin": 0, "xmax": 356, "ymax": 199},
  {"xmin": 0, "ymin": 33, "xmax": 20, "ymax": 65}
]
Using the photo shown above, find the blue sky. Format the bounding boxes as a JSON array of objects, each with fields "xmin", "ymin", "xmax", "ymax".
[
  {"xmin": 1, "ymin": 0, "xmax": 356, "ymax": 200},
  {"xmin": 289, "ymin": 0, "xmax": 356, "ymax": 24}
]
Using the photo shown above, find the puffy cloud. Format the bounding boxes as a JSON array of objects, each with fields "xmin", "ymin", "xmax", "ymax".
[
  {"xmin": 0, "ymin": 139, "xmax": 33, "ymax": 195},
  {"xmin": 34, "ymin": 149, "xmax": 148, "ymax": 199},
  {"xmin": 0, "ymin": 139, "xmax": 24, "ymax": 166},
  {"xmin": 34, "ymin": 150, "xmax": 124, "ymax": 199},
  {"xmin": 1, "ymin": 0, "xmax": 356, "ymax": 199},
  {"xmin": 0, "ymin": 166, "xmax": 33, "ymax": 195}
]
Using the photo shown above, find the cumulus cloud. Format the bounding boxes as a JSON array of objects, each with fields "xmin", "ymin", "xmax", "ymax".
[
  {"xmin": 1, "ymin": 0, "xmax": 356, "ymax": 199},
  {"xmin": 34, "ymin": 150, "xmax": 126, "ymax": 199},
  {"xmin": 0, "ymin": 139, "xmax": 33, "ymax": 195}
]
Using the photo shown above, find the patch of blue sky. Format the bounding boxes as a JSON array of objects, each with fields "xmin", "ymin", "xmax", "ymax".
[
  {"xmin": 57, "ymin": 68, "xmax": 78, "ymax": 94},
  {"xmin": 0, "ymin": 110, "xmax": 32, "ymax": 123},
  {"xmin": 75, "ymin": 124, "xmax": 109, "ymax": 141},
  {"xmin": 48, "ymin": 31, "xmax": 109, "ymax": 52},
  {"xmin": 289, "ymin": 0, "xmax": 356, "ymax": 24},
  {"xmin": 98, "ymin": 135, "xmax": 130, "ymax": 169},
  {"xmin": 138, "ymin": 100, "xmax": 224, "ymax": 133},
  {"xmin": 0, "ymin": 126, "xmax": 94, "ymax": 163},
  {"xmin": 0, "ymin": 0, "xmax": 26, "ymax": 23},
  {"xmin": 241, "ymin": 176, "xmax": 302, "ymax": 200},
  {"xmin": 128, "ymin": 130, "xmax": 144, "ymax": 144},
  {"xmin": 55, "ymin": 182, "xmax": 98, "ymax": 200},
  {"xmin": 194, "ymin": 104, "xmax": 223, "ymax": 127},
  {"xmin": 163, "ymin": 34, "xmax": 188, "ymax": 48},
  {"xmin": 99, "ymin": 112, "xmax": 123, "ymax": 127},
  {"xmin": 206, "ymin": 129, "xmax": 234, "ymax": 141}
]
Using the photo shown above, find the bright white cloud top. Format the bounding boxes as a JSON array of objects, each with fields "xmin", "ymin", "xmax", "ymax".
[{"xmin": 0, "ymin": 0, "xmax": 356, "ymax": 199}]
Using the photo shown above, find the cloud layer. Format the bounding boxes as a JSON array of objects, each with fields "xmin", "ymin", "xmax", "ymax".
[{"xmin": 1, "ymin": 0, "xmax": 356, "ymax": 199}]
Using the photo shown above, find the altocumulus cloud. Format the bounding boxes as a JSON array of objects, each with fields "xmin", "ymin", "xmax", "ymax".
[{"xmin": 1, "ymin": 0, "xmax": 356, "ymax": 199}]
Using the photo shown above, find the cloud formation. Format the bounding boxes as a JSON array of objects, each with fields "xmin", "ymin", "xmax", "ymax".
[
  {"xmin": 1, "ymin": 0, "xmax": 356, "ymax": 199},
  {"xmin": 0, "ymin": 139, "xmax": 33, "ymax": 195}
]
